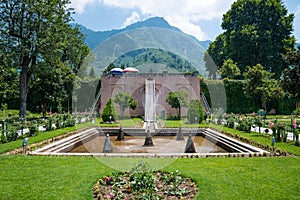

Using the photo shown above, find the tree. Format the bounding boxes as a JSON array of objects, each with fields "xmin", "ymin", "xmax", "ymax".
[
  {"xmin": 114, "ymin": 92, "xmax": 137, "ymax": 119},
  {"xmin": 208, "ymin": 0, "xmax": 295, "ymax": 78},
  {"xmin": 187, "ymin": 99, "xmax": 204, "ymax": 124},
  {"xmin": 244, "ymin": 64, "xmax": 284, "ymax": 112},
  {"xmin": 104, "ymin": 63, "xmax": 115, "ymax": 73},
  {"xmin": 0, "ymin": 61, "xmax": 19, "ymax": 108},
  {"xmin": 101, "ymin": 98, "xmax": 118, "ymax": 122},
  {"xmin": 282, "ymin": 47, "xmax": 300, "ymax": 97},
  {"xmin": 219, "ymin": 59, "xmax": 241, "ymax": 79},
  {"xmin": 0, "ymin": 0, "xmax": 89, "ymax": 118},
  {"xmin": 29, "ymin": 62, "xmax": 75, "ymax": 117},
  {"xmin": 166, "ymin": 91, "xmax": 188, "ymax": 119},
  {"xmin": 205, "ymin": 34, "xmax": 226, "ymax": 79}
]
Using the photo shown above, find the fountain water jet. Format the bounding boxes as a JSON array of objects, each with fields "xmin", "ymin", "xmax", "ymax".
[{"xmin": 145, "ymin": 79, "xmax": 156, "ymax": 122}]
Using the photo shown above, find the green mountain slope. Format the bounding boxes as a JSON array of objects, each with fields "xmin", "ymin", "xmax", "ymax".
[{"xmin": 113, "ymin": 48, "xmax": 198, "ymax": 73}]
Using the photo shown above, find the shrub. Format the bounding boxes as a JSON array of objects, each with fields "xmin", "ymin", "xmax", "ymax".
[
  {"xmin": 101, "ymin": 98, "xmax": 118, "ymax": 122},
  {"xmin": 65, "ymin": 118, "xmax": 76, "ymax": 127},
  {"xmin": 29, "ymin": 121, "xmax": 38, "ymax": 136}
]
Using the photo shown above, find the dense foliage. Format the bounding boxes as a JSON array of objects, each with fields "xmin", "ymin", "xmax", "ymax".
[
  {"xmin": 0, "ymin": 0, "xmax": 89, "ymax": 117},
  {"xmin": 207, "ymin": 0, "xmax": 295, "ymax": 79},
  {"xmin": 282, "ymin": 46, "xmax": 300, "ymax": 98},
  {"xmin": 201, "ymin": 80, "xmax": 298, "ymax": 114},
  {"xmin": 243, "ymin": 64, "xmax": 284, "ymax": 111},
  {"xmin": 166, "ymin": 91, "xmax": 188, "ymax": 119},
  {"xmin": 114, "ymin": 92, "xmax": 137, "ymax": 119},
  {"xmin": 187, "ymin": 99, "xmax": 204, "ymax": 124},
  {"xmin": 101, "ymin": 98, "xmax": 118, "ymax": 122},
  {"xmin": 112, "ymin": 48, "xmax": 198, "ymax": 74}
]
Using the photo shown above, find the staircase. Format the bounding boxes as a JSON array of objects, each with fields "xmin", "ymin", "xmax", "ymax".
[{"xmin": 200, "ymin": 92, "xmax": 211, "ymax": 114}]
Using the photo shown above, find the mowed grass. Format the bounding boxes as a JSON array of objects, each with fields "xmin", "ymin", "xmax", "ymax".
[
  {"xmin": 0, "ymin": 118, "xmax": 142, "ymax": 154},
  {"xmin": 0, "ymin": 122, "xmax": 96, "ymax": 154},
  {"xmin": 0, "ymin": 156, "xmax": 299, "ymax": 199},
  {"xmin": 210, "ymin": 124, "xmax": 300, "ymax": 156},
  {"xmin": 162, "ymin": 119, "xmax": 207, "ymax": 128}
]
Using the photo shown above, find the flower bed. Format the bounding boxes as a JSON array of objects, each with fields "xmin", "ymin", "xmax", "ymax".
[{"xmin": 93, "ymin": 163, "xmax": 199, "ymax": 199}]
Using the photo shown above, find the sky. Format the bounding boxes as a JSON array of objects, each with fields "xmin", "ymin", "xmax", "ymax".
[{"xmin": 70, "ymin": 0, "xmax": 300, "ymax": 42}]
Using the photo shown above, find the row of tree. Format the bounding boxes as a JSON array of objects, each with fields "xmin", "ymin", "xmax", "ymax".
[
  {"xmin": 204, "ymin": 0, "xmax": 299, "ymax": 111},
  {"xmin": 0, "ymin": 0, "xmax": 90, "ymax": 117}
]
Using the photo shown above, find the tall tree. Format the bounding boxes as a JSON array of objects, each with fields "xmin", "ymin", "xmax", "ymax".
[
  {"xmin": 166, "ymin": 91, "xmax": 188, "ymax": 119},
  {"xmin": 29, "ymin": 62, "xmax": 75, "ymax": 117},
  {"xmin": 207, "ymin": 0, "xmax": 295, "ymax": 78},
  {"xmin": 282, "ymin": 47, "xmax": 300, "ymax": 97},
  {"xmin": 0, "ymin": 0, "xmax": 89, "ymax": 118},
  {"xmin": 244, "ymin": 64, "xmax": 284, "ymax": 112},
  {"xmin": 205, "ymin": 34, "xmax": 226, "ymax": 79}
]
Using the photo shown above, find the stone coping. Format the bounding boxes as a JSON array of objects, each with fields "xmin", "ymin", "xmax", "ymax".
[{"xmin": 30, "ymin": 151, "xmax": 272, "ymax": 158}]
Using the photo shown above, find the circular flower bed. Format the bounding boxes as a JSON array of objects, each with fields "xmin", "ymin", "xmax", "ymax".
[{"xmin": 93, "ymin": 163, "xmax": 199, "ymax": 199}]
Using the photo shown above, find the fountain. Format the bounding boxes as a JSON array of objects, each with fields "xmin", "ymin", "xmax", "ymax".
[
  {"xmin": 31, "ymin": 79, "xmax": 269, "ymax": 157},
  {"xmin": 103, "ymin": 134, "xmax": 113, "ymax": 153},
  {"xmin": 184, "ymin": 133, "xmax": 196, "ymax": 153},
  {"xmin": 116, "ymin": 126, "xmax": 125, "ymax": 141},
  {"xmin": 176, "ymin": 125, "xmax": 184, "ymax": 141},
  {"xmin": 145, "ymin": 79, "xmax": 156, "ymax": 122},
  {"xmin": 143, "ymin": 128, "xmax": 154, "ymax": 146}
]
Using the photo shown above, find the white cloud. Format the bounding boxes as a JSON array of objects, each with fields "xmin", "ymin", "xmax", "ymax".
[
  {"xmin": 165, "ymin": 16, "xmax": 207, "ymax": 41},
  {"xmin": 123, "ymin": 12, "xmax": 141, "ymax": 27},
  {"xmin": 69, "ymin": 0, "xmax": 98, "ymax": 14},
  {"xmin": 70, "ymin": 0, "xmax": 235, "ymax": 40},
  {"xmin": 100, "ymin": 0, "xmax": 235, "ymax": 40}
]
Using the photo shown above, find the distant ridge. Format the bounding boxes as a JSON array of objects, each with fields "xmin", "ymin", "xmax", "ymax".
[{"xmin": 77, "ymin": 17, "xmax": 211, "ymax": 50}]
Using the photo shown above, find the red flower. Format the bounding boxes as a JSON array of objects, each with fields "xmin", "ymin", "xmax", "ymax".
[{"xmin": 104, "ymin": 177, "xmax": 111, "ymax": 182}]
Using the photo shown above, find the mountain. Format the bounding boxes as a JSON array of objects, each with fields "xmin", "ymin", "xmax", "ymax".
[
  {"xmin": 77, "ymin": 17, "xmax": 211, "ymax": 50},
  {"xmin": 112, "ymin": 48, "xmax": 198, "ymax": 73},
  {"xmin": 77, "ymin": 17, "xmax": 211, "ymax": 76}
]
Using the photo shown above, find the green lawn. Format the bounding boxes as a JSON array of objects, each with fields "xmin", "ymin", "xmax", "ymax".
[
  {"xmin": 210, "ymin": 124, "xmax": 300, "ymax": 156},
  {"xmin": 162, "ymin": 119, "xmax": 207, "ymax": 128},
  {"xmin": 0, "ymin": 118, "xmax": 143, "ymax": 154},
  {"xmin": 0, "ymin": 156, "xmax": 299, "ymax": 199},
  {"xmin": 0, "ymin": 122, "xmax": 96, "ymax": 154}
]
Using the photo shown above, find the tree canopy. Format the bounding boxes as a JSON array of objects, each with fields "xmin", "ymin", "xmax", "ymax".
[
  {"xmin": 0, "ymin": 0, "xmax": 89, "ymax": 117},
  {"xmin": 206, "ymin": 0, "xmax": 295, "ymax": 79},
  {"xmin": 244, "ymin": 64, "xmax": 284, "ymax": 111},
  {"xmin": 219, "ymin": 59, "xmax": 241, "ymax": 79},
  {"xmin": 166, "ymin": 91, "xmax": 188, "ymax": 119},
  {"xmin": 282, "ymin": 47, "xmax": 300, "ymax": 97},
  {"xmin": 114, "ymin": 92, "xmax": 137, "ymax": 119}
]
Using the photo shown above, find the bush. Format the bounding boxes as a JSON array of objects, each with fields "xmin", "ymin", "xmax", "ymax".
[
  {"xmin": 65, "ymin": 118, "xmax": 76, "ymax": 127},
  {"xmin": 101, "ymin": 98, "xmax": 118, "ymax": 122},
  {"xmin": 6, "ymin": 127, "xmax": 18, "ymax": 142},
  {"xmin": 29, "ymin": 121, "xmax": 38, "ymax": 136}
]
